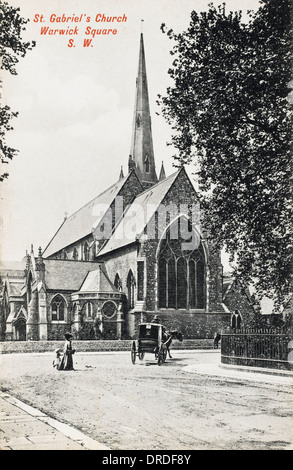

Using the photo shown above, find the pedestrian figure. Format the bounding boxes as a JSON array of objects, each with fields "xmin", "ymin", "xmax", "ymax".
[
  {"xmin": 152, "ymin": 315, "xmax": 168, "ymax": 337},
  {"xmin": 213, "ymin": 332, "xmax": 221, "ymax": 349},
  {"xmin": 59, "ymin": 332, "xmax": 75, "ymax": 371},
  {"xmin": 52, "ymin": 348, "xmax": 63, "ymax": 370}
]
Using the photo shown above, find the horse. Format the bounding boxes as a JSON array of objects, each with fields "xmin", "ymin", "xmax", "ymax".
[{"xmin": 162, "ymin": 330, "xmax": 183, "ymax": 359}]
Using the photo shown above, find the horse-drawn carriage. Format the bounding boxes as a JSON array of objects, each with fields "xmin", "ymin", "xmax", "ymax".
[{"xmin": 131, "ymin": 322, "xmax": 183, "ymax": 365}]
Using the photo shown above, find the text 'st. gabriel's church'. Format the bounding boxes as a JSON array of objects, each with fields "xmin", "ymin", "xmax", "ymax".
[{"xmin": 0, "ymin": 33, "xmax": 254, "ymax": 341}]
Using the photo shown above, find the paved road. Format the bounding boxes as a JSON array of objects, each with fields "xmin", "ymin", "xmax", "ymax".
[{"xmin": 0, "ymin": 350, "xmax": 292, "ymax": 450}]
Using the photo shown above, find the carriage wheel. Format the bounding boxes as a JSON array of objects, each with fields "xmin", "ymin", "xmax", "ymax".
[
  {"xmin": 138, "ymin": 352, "xmax": 145, "ymax": 360},
  {"xmin": 131, "ymin": 341, "xmax": 137, "ymax": 364}
]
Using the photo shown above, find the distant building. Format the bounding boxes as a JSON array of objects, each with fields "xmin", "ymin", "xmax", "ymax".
[{"xmin": 0, "ymin": 34, "xmax": 255, "ymax": 341}]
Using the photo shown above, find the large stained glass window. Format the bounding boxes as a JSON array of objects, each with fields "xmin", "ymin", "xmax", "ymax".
[{"xmin": 158, "ymin": 218, "xmax": 206, "ymax": 309}]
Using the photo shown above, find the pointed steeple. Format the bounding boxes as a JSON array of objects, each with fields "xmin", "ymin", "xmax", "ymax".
[
  {"xmin": 119, "ymin": 166, "xmax": 124, "ymax": 180},
  {"xmin": 129, "ymin": 32, "xmax": 158, "ymax": 187},
  {"xmin": 159, "ymin": 161, "xmax": 166, "ymax": 181}
]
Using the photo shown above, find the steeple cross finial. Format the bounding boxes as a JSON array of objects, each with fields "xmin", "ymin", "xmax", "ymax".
[{"xmin": 141, "ymin": 19, "xmax": 144, "ymax": 33}]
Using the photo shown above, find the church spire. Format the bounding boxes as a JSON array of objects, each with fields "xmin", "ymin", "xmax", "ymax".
[
  {"xmin": 159, "ymin": 161, "xmax": 166, "ymax": 181},
  {"xmin": 129, "ymin": 32, "xmax": 158, "ymax": 187}
]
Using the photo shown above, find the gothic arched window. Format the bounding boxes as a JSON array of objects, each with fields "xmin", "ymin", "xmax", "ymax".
[
  {"xmin": 231, "ymin": 310, "xmax": 242, "ymax": 329},
  {"xmin": 196, "ymin": 258, "xmax": 205, "ymax": 309},
  {"xmin": 51, "ymin": 295, "xmax": 66, "ymax": 321},
  {"xmin": 127, "ymin": 270, "xmax": 136, "ymax": 310},
  {"xmin": 158, "ymin": 218, "xmax": 206, "ymax": 310},
  {"xmin": 72, "ymin": 303, "xmax": 78, "ymax": 316},
  {"xmin": 137, "ymin": 261, "xmax": 144, "ymax": 301},
  {"xmin": 177, "ymin": 257, "xmax": 187, "ymax": 309},
  {"xmin": 158, "ymin": 257, "xmax": 167, "ymax": 308},
  {"xmin": 114, "ymin": 273, "xmax": 122, "ymax": 291},
  {"xmin": 168, "ymin": 258, "xmax": 176, "ymax": 308},
  {"xmin": 84, "ymin": 242, "xmax": 90, "ymax": 261},
  {"xmin": 82, "ymin": 302, "xmax": 94, "ymax": 319},
  {"xmin": 73, "ymin": 247, "xmax": 78, "ymax": 260}
]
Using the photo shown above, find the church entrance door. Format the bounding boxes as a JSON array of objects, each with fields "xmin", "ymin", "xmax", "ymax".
[{"xmin": 14, "ymin": 319, "xmax": 26, "ymax": 341}]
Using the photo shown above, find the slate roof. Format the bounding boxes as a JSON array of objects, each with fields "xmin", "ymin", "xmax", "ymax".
[
  {"xmin": 44, "ymin": 259, "xmax": 103, "ymax": 291},
  {"xmin": 222, "ymin": 274, "xmax": 253, "ymax": 306},
  {"xmin": 43, "ymin": 173, "xmax": 133, "ymax": 258},
  {"xmin": 78, "ymin": 266, "xmax": 119, "ymax": 293},
  {"xmin": 97, "ymin": 169, "xmax": 181, "ymax": 256},
  {"xmin": 0, "ymin": 260, "xmax": 25, "ymax": 278},
  {"xmin": 8, "ymin": 280, "xmax": 24, "ymax": 296}
]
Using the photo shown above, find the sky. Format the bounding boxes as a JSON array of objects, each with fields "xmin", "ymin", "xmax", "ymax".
[{"xmin": 0, "ymin": 0, "xmax": 261, "ymax": 262}]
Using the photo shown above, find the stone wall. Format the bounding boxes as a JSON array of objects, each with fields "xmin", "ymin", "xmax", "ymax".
[
  {"xmin": 0, "ymin": 337, "xmax": 214, "ymax": 354},
  {"xmin": 102, "ymin": 245, "xmax": 138, "ymax": 294},
  {"xmin": 221, "ymin": 355, "xmax": 293, "ymax": 371},
  {"xmin": 47, "ymin": 323, "xmax": 72, "ymax": 340}
]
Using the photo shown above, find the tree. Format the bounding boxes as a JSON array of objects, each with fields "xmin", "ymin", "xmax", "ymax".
[
  {"xmin": 158, "ymin": 0, "xmax": 292, "ymax": 309},
  {"xmin": 0, "ymin": 1, "xmax": 35, "ymax": 181}
]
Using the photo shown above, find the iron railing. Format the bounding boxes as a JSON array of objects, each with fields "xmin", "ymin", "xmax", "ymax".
[{"xmin": 221, "ymin": 328, "xmax": 293, "ymax": 370}]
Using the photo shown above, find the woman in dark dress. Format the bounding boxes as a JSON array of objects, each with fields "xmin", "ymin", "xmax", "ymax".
[{"xmin": 59, "ymin": 332, "xmax": 75, "ymax": 370}]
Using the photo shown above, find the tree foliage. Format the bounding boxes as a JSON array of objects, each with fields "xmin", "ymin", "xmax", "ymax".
[
  {"xmin": 158, "ymin": 0, "xmax": 292, "ymax": 309},
  {"xmin": 0, "ymin": 1, "xmax": 35, "ymax": 181}
]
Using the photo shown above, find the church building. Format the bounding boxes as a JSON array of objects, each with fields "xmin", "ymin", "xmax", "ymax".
[{"xmin": 0, "ymin": 34, "xmax": 254, "ymax": 341}]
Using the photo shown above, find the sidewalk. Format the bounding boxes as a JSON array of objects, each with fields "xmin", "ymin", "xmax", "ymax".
[
  {"xmin": 0, "ymin": 392, "xmax": 110, "ymax": 450},
  {"xmin": 183, "ymin": 362, "xmax": 293, "ymax": 385}
]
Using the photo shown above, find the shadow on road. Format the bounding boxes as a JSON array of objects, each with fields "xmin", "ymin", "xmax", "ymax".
[{"xmin": 143, "ymin": 358, "xmax": 185, "ymax": 367}]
